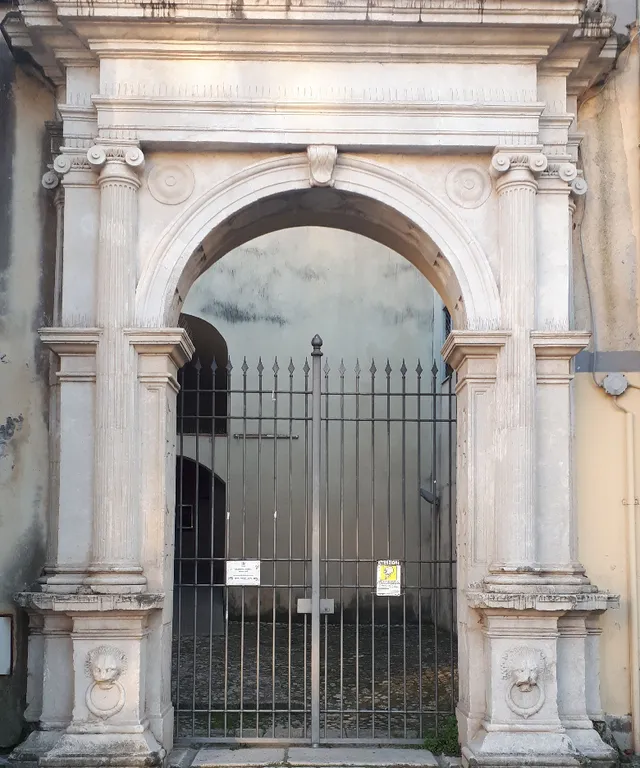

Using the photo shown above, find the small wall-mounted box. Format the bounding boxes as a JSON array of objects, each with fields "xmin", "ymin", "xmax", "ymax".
[{"xmin": 0, "ymin": 615, "xmax": 13, "ymax": 675}]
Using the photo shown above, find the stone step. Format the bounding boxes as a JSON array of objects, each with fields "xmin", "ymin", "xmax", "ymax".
[{"xmin": 170, "ymin": 747, "xmax": 441, "ymax": 768}]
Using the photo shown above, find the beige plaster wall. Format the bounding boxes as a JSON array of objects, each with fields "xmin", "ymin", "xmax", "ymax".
[
  {"xmin": 0, "ymin": 37, "xmax": 55, "ymax": 745},
  {"xmin": 574, "ymin": 29, "xmax": 640, "ymax": 731}
]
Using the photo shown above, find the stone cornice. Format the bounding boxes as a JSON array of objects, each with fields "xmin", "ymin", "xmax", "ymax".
[
  {"xmin": 125, "ymin": 328, "xmax": 195, "ymax": 369},
  {"xmin": 442, "ymin": 330, "xmax": 510, "ymax": 370},
  {"xmin": 39, "ymin": 327, "xmax": 101, "ymax": 355},
  {"xmin": 467, "ymin": 587, "xmax": 618, "ymax": 613},
  {"xmin": 15, "ymin": 591, "xmax": 164, "ymax": 613},
  {"xmin": 531, "ymin": 330, "xmax": 591, "ymax": 358}
]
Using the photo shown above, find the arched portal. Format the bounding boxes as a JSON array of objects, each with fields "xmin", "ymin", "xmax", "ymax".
[{"xmin": 167, "ymin": 210, "xmax": 461, "ymax": 742}]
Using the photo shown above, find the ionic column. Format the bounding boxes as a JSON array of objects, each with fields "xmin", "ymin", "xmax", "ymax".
[
  {"xmin": 488, "ymin": 149, "xmax": 547, "ymax": 580},
  {"xmin": 534, "ymin": 165, "xmax": 591, "ymax": 581},
  {"xmin": 39, "ymin": 154, "xmax": 100, "ymax": 592},
  {"xmin": 84, "ymin": 145, "xmax": 146, "ymax": 592}
]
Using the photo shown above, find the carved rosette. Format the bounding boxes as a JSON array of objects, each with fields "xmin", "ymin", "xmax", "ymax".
[
  {"xmin": 501, "ymin": 646, "xmax": 548, "ymax": 719},
  {"xmin": 445, "ymin": 166, "xmax": 491, "ymax": 209},
  {"xmin": 307, "ymin": 145, "xmax": 338, "ymax": 187},
  {"xmin": 84, "ymin": 646, "xmax": 127, "ymax": 719},
  {"xmin": 147, "ymin": 162, "xmax": 195, "ymax": 205}
]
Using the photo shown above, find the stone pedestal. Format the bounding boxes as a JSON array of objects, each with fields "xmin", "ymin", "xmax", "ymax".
[{"xmin": 13, "ymin": 593, "xmax": 165, "ymax": 768}]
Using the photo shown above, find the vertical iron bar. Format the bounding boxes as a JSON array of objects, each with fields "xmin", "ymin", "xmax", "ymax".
[
  {"xmin": 448, "ymin": 373, "xmax": 455, "ymax": 710},
  {"xmin": 385, "ymin": 360, "xmax": 391, "ymax": 739},
  {"xmin": 224, "ymin": 359, "xmax": 233, "ymax": 737},
  {"xmin": 416, "ymin": 360, "xmax": 423, "ymax": 738},
  {"xmin": 256, "ymin": 358, "xmax": 264, "ymax": 737},
  {"xmin": 288, "ymin": 359, "xmax": 295, "ymax": 739},
  {"xmin": 240, "ymin": 357, "xmax": 248, "ymax": 737},
  {"xmin": 339, "ymin": 360, "xmax": 345, "ymax": 738},
  {"xmin": 176, "ymin": 366, "xmax": 186, "ymax": 736},
  {"xmin": 355, "ymin": 360, "xmax": 361, "ymax": 739},
  {"xmin": 208, "ymin": 359, "xmax": 218, "ymax": 736},
  {"xmin": 311, "ymin": 335, "xmax": 323, "ymax": 746},
  {"xmin": 192, "ymin": 358, "xmax": 202, "ymax": 736},
  {"xmin": 323, "ymin": 357, "xmax": 330, "ymax": 740},
  {"xmin": 303, "ymin": 357, "xmax": 310, "ymax": 739},
  {"xmin": 431, "ymin": 362, "xmax": 439, "ymax": 730},
  {"xmin": 370, "ymin": 360, "xmax": 376, "ymax": 740},
  {"xmin": 401, "ymin": 360, "xmax": 407, "ymax": 739},
  {"xmin": 272, "ymin": 359, "xmax": 279, "ymax": 737}
]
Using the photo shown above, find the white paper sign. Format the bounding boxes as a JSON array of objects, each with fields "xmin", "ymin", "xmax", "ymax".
[
  {"xmin": 376, "ymin": 560, "xmax": 401, "ymax": 597},
  {"xmin": 226, "ymin": 560, "xmax": 261, "ymax": 586}
]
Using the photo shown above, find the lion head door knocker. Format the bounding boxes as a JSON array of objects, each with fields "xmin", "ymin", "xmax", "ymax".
[
  {"xmin": 85, "ymin": 646, "xmax": 127, "ymax": 719},
  {"xmin": 501, "ymin": 646, "xmax": 547, "ymax": 719}
]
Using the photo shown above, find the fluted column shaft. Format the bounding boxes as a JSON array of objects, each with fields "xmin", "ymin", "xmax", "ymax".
[
  {"xmin": 489, "ymin": 150, "xmax": 547, "ymax": 578},
  {"xmin": 86, "ymin": 145, "xmax": 145, "ymax": 590}
]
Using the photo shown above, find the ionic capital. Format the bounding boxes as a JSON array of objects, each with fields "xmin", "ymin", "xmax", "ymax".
[
  {"xmin": 491, "ymin": 150, "xmax": 548, "ymax": 192},
  {"xmin": 87, "ymin": 145, "xmax": 145, "ymax": 188},
  {"xmin": 491, "ymin": 151, "xmax": 548, "ymax": 176},
  {"xmin": 42, "ymin": 153, "xmax": 94, "ymax": 190}
]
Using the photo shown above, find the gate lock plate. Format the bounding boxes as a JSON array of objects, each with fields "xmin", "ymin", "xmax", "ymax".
[{"xmin": 296, "ymin": 598, "xmax": 334, "ymax": 615}]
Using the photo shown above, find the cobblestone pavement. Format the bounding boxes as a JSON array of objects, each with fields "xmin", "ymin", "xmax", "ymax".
[{"xmin": 173, "ymin": 622, "xmax": 456, "ymax": 740}]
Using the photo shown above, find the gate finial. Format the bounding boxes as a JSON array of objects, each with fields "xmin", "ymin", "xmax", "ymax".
[{"xmin": 311, "ymin": 335, "xmax": 323, "ymax": 355}]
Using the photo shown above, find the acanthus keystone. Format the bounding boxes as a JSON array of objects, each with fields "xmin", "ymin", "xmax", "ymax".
[{"xmin": 307, "ymin": 145, "xmax": 338, "ymax": 187}]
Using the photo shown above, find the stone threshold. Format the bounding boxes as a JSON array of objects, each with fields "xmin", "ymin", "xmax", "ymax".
[{"xmin": 168, "ymin": 746, "xmax": 459, "ymax": 768}]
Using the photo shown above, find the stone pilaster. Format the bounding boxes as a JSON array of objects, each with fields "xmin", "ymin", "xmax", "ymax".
[
  {"xmin": 488, "ymin": 149, "xmax": 547, "ymax": 581},
  {"xmin": 442, "ymin": 330, "xmax": 508, "ymax": 748},
  {"xmin": 126, "ymin": 328, "xmax": 194, "ymax": 747},
  {"xmin": 84, "ymin": 145, "xmax": 146, "ymax": 592},
  {"xmin": 532, "ymin": 332, "xmax": 590, "ymax": 581},
  {"xmin": 39, "ymin": 329, "xmax": 101, "ymax": 592}
]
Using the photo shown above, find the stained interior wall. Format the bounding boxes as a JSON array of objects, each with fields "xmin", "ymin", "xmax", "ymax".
[{"xmin": 0, "ymin": 35, "xmax": 56, "ymax": 747}]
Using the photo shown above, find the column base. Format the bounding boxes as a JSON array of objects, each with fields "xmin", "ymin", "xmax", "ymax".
[
  {"xmin": 462, "ymin": 729, "xmax": 581, "ymax": 768},
  {"xmin": 83, "ymin": 569, "xmax": 147, "ymax": 594},
  {"xmin": 9, "ymin": 730, "xmax": 65, "ymax": 768},
  {"xmin": 564, "ymin": 727, "xmax": 617, "ymax": 767},
  {"xmin": 38, "ymin": 731, "xmax": 165, "ymax": 768}
]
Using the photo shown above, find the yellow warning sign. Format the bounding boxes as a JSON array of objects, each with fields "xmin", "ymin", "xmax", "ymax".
[{"xmin": 376, "ymin": 560, "xmax": 401, "ymax": 596}]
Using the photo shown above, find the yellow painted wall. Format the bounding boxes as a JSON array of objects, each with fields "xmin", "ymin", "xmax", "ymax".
[{"xmin": 576, "ymin": 373, "xmax": 640, "ymax": 718}]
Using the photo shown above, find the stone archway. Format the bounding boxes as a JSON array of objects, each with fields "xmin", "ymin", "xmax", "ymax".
[{"xmin": 19, "ymin": 146, "xmax": 613, "ymax": 768}]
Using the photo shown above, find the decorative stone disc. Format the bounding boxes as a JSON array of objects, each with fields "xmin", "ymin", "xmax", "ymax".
[
  {"xmin": 445, "ymin": 166, "xmax": 491, "ymax": 209},
  {"xmin": 148, "ymin": 163, "xmax": 195, "ymax": 205}
]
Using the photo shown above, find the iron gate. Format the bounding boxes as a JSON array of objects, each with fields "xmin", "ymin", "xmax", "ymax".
[{"xmin": 172, "ymin": 336, "xmax": 457, "ymax": 745}]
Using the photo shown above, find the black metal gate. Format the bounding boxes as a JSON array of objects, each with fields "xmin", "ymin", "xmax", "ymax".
[{"xmin": 172, "ymin": 336, "xmax": 457, "ymax": 745}]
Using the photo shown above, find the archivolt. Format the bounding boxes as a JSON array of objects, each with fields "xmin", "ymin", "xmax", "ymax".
[{"xmin": 136, "ymin": 153, "xmax": 500, "ymax": 329}]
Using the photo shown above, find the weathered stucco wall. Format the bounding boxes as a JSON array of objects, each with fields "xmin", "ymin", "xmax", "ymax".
[
  {"xmin": 0, "ymin": 33, "xmax": 55, "ymax": 747},
  {"xmin": 574, "ymin": 30, "xmax": 640, "ymax": 745}
]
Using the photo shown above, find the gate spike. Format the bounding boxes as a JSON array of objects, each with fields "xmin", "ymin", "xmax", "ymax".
[
  {"xmin": 303, "ymin": 358, "xmax": 310, "ymax": 376},
  {"xmin": 288, "ymin": 358, "xmax": 295, "ymax": 375},
  {"xmin": 370, "ymin": 359, "xmax": 377, "ymax": 375},
  {"xmin": 273, "ymin": 357, "xmax": 279, "ymax": 375},
  {"xmin": 431, "ymin": 360, "xmax": 439, "ymax": 377},
  {"xmin": 338, "ymin": 359, "xmax": 346, "ymax": 376},
  {"xmin": 323, "ymin": 359, "xmax": 330, "ymax": 376},
  {"xmin": 400, "ymin": 359, "xmax": 407, "ymax": 377},
  {"xmin": 385, "ymin": 359, "xmax": 392, "ymax": 376},
  {"xmin": 354, "ymin": 359, "xmax": 361, "ymax": 377},
  {"xmin": 194, "ymin": 356, "xmax": 202, "ymax": 372},
  {"xmin": 241, "ymin": 357, "xmax": 249, "ymax": 374},
  {"xmin": 416, "ymin": 359, "xmax": 423, "ymax": 376},
  {"xmin": 211, "ymin": 357, "xmax": 218, "ymax": 374},
  {"xmin": 257, "ymin": 357, "xmax": 264, "ymax": 375},
  {"xmin": 226, "ymin": 357, "xmax": 233, "ymax": 374}
]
